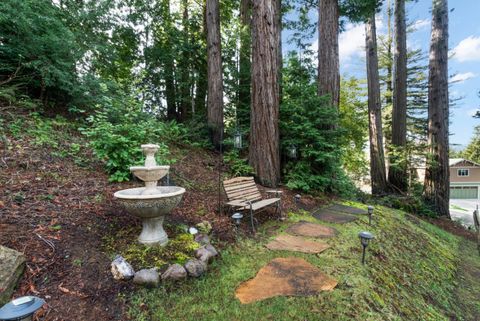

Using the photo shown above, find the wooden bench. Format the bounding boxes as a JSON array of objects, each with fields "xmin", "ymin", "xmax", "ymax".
[{"xmin": 223, "ymin": 176, "xmax": 282, "ymax": 232}]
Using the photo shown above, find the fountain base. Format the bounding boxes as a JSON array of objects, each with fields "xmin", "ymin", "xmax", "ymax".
[{"xmin": 139, "ymin": 216, "xmax": 168, "ymax": 246}]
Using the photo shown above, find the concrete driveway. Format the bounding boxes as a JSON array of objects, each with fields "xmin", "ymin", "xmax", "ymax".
[{"xmin": 449, "ymin": 199, "xmax": 479, "ymax": 227}]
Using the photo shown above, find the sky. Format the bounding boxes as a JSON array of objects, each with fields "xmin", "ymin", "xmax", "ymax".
[{"xmin": 283, "ymin": 0, "xmax": 480, "ymax": 149}]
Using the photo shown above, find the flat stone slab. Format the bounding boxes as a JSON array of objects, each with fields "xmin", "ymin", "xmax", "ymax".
[
  {"xmin": 327, "ymin": 203, "xmax": 367, "ymax": 215},
  {"xmin": 285, "ymin": 221, "xmax": 338, "ymax": 238},
  {"xmin": 265, "ymin": 234, "xmax": 330, "ymax": 253},
  {"xmin": 0, "ymin": 246, "xmax": 26, "ymax": 305},
  {"xmin": 235, "ymin": 257, "xmax": 337, "ymax": 304},
  {"xmin": 312, "ymin": 209, "xmax": 358, "ymax": 224}
]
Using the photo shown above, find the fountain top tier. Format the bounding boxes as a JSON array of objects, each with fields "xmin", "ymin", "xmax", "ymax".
[{"xmin": 130, "ymin": 144, "xmax": 169, "ymax": 192}]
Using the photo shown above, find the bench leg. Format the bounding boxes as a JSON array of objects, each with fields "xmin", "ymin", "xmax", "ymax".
[{"xmin": 250, "ymin": 208, "xmax": 256, "ymax": 234}]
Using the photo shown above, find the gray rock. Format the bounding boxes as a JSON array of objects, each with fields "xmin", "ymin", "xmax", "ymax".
[
  {"xmin": 184, "ymin": 259, "xmax": 207, "ymax": 277},
  {"xmin": 161, "ymin": 264, "xmax": 187, "ymax": 281},
  {"xmin": 194, "ymin": 233, "xmax": 210, "ymax": 245},
  {"xmin": 0, "ymin": 246, "xmax": 26, "ymax": 305},
  {"xmin": 111, "ymin": 255, "xmax": 135, "ymax": 281},
  {"xmin": 194, "ymin": 245, "xmax": 218, "ymax": 263},
  {"xmin": 133, "ymin": 268, "xmax": 159, "ymax": 287}
]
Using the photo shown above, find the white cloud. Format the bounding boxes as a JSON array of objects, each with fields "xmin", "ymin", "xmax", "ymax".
[
  {"xmin": 450, "ymin": 72, "xmax": 477, "ymax": 83},
  {"xmin": 451, "ymin": 36, "xmax": 480, "ymax": 62},
  {"xmin": 338, "ymin": 23, "xmax": 366, "ymax": 63},
  {"xmin": 410, "ymin": 19, "xmax": 430, "ymax": 31}
]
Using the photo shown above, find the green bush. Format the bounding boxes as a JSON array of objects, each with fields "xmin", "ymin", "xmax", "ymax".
[
  {"xmin": 280, "ymin": 53, "xmax": 355, "ymax": 195},
  {"xmin": 223, "ymin": 150, "xmax": 254, "ymax": 177},
  {"xmin": 81, "ymin": 88, "xmax": 187, "ymax": 182}
]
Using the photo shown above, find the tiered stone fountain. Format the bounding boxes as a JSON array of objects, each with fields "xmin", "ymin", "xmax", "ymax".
[{"xmin": 114, "ymin": 144, "xmax": 185, "ymax": 246}]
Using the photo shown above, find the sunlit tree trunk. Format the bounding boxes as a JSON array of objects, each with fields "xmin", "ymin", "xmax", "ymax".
[
  {"xmin": 317, "ymin": 0, "xmax": 339, "ymax": 108},
  {"xmin": 161, "ymin": 0, "xmax": 177, "ymax": 120},
  {"xmin": 365, "ymin": 14, "xmax": 388, "ymax": 195},
  {"xmin": 178, "ymin": 0, "xmax": 192, "ymax": 122},
  {"xmin": 424, "ymin": 0, "xmax": 450, "ymax": 217},
  {"xmin": 249, "ymin": 0, "xmax": 280, "ymax": 187},
  {"xmin": 389, "ymin": 0, "xmax": 408, "ymax": 191},
  {"xmin": 206, "ymin": 0, "xmax": 224, "ymax": 149}
]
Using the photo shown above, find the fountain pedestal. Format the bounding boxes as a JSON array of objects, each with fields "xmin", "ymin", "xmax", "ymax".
[{"xmin": 113, "ymin": 145, "xmax": 185, "ymax": 246}]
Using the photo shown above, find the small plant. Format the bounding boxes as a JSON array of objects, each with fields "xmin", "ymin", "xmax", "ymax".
[{"xmin": 223, "ymin": 150, "xmax": 254, "ymax": 177}]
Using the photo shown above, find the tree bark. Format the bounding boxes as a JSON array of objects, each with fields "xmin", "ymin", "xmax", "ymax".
[
  {"xmin": 389, "ymin": 0, "xmax": 408, "ymax": 191},
  {"xmin": 206, "ymin": 0, "xmax": 224, "ymax": 149},
  {"xmin": 276, "ymin": 0, "xmax": 283, "ymax": 101},
  {"xmin": 178, "ymin": 0, "xmax": 192, "ymax": 122},
  {"xmin": 317, "ymin": 0, "xmax": 339, "ymax": 108},
  {"xmin": 238, "ymin": 0, "xmax": 251, "ymax": 127},
  {"xmin": 365, "ymin": 14, "xmax": 388, "ymax": 195},
  {"xmin": 249, "ymin": 0, "xmax": 280, "ymax": 187},
  {"xmin": 161, "ymin": 0, "xmax": 177, "ymax": 121},
  {"xmin": 424, "ymin": 0, "xmax": 450, "ymax": 217}
]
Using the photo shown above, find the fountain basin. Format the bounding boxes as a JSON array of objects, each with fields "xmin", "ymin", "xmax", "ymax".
[
  {"xmin": 114, "ymin": 186, "xmax": 185, "ymax": 245},
  {"xmin": 130, "ymin": 165, "xmax": 170, "ymax": 183}
]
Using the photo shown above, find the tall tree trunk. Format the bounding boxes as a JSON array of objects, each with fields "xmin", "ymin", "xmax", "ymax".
[
  {"xmin": 178, "ymin": 0, "xmax": 192, "ymax": 122},
  {"xmin": 238, "ymin": 0, "xmax": 251, "ymax": 128},
  {"xmin": 389, "ymin": 0, "xmax": 408, "ymax": 192},
  {"xmin": 206, "ymin": 0, "xmax": 224, "ymax": 149},
  {"xmin": 424, "ymin": 0, "xmax": 450, "ymax": 217},
  {"xmin": 366, "ymin": 14, "xmax": 388, "ymax": 195},
  {"xmin": 384, "ymin": 0, "xmax": 393, "ymax": 167},
  {"xmin": 162, "ymin": 0, "xmax": 177, "ymax": 120},
  {"xmin": 249, "ymin": 0, "xmax": 280, "ymax": 187},
  {"xmin": 276, "ymin": 0, "xmax": 283, "ymax": 101},
  {"xmin": 317, "ymin": 0, "xmax": 339, "ymax": 108}
]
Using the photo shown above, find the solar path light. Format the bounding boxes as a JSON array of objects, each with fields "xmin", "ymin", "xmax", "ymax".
[
  {"xmin": 294, "ymin": 194, "xmax": 301, "ymax": 205},
  {"xmin": 358, "ymin": 231, "xmax": 374, "ymax": 265},
  {"xmin": 232, "ymin": 212, "xmax": 244, "ymax": 227},
  {"xmin": 367, "ymin": 206, "xmax": 374, "ymax": 225},
  {"xmin": 288, "ymin": 145, "xmax": 297, "ymax": 159},
  {"xmin": 234, "ymin": 130, "xmax": 242, "ymax": 149},
  {"xmin": 0, "ymin": 296, "xmax": 45, "ymax": 321}
]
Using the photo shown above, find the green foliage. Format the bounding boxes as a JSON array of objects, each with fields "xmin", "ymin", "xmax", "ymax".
[
  {"xmin": 280, "ymin": 53, "xmax": 354, "ymax": 195},
  {"xmin": 80, "ymin": 89, "xmax": 186, "ymax": 182},
  {"xmin": 105, "ymin": 229, "xmax": 200, "ymax": 269},
  {"xmin": 339, "ymin": 77, "xmax": 369, "ymax": 181},
  {"xmin": 0, "ymin": 0, "xmax": 78, "ymax": 104},
  {"xmin": 460, "ymin": 125, "xmax": 480, "ymax": 163},
  {"xmin": 223, "ymin": 150, "xmax": 254, "ymax": 177}
]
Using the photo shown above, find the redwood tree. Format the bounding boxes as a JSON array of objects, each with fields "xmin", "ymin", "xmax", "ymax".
[
  {"xmin": 249, "ymin": 0, "xmax": 281, "ymax": 187},
  {"xmin": 317, "ymin": 0, "xmax": 340, "ymax": 108},
  {"xmin": 206, "ymin": 0, "xmax": 224, "ymax": 149},
  {"xmin": 389, "ymin": 0, "xmax": 408, "ymax": 191},
  {"xmin": 424, "ymin": 0, "xmax": 450, "ymax": 217},
  {"xmin": 365, "ymin": 13, "xmax": 388, "ymax": 194}
]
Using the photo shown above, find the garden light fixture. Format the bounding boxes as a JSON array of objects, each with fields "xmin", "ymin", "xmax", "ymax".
[
  {"xmin": 0, "ymin": 296, "xmax": 45, "ymax": 321},
  {"xmin": 231, "ymin": 212, "xmax": 244, "ymax": 226},
  {"xmin": 188, "ymin": 227, "xmax": 199, "ymax": 235},
  {"xmin": 288, "ymin": 145, "xmax": 297, "ymax": 159},
  {"xmin": 358, "ymin": 231, "xmax": 374, "ymax": 265},
  {"xmin": 367, "ymin": 206, "xmax": 374, "ymax": 225},
  {"xmin": 294, "ymin": 194, "xmax": 301, "ymax": 205},
  {"xmin": 234, "ymin": 130, "xmax": 242, "ymax": 149}
]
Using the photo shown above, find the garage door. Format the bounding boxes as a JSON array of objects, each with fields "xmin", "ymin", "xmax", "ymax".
[{"xmin": 450, "ymin": 186, "xmax": 478, "ymax": 199}]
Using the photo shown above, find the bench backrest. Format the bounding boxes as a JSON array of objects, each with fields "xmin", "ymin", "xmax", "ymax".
[{"xmin": 223, "ymin": 176, "xmax": 262, "ymax": 203}]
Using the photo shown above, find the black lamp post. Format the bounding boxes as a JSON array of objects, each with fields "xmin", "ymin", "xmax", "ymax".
[
  {"xmin": 0, "ymin": 296, "xmax": 45, "ymax": 321},
  {"xmin": 358, "ymin": 231, "xmax": 374, "ymax": 265},
  {"xmin": 367, "ymin": 206, "xmax": 374, "ymax": 225}
]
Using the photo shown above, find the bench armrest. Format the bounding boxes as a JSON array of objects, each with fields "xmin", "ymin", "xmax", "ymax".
[{"xmin": 266, "ymin": 190, "xmax": 283, "ymax": 198}]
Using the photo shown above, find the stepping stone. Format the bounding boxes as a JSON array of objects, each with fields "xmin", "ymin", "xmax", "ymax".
[
  {"xmin": 312, "ymin": 208, "xmax": 358, "ymax": 224},
  {"xmin": 265, "ymin": 234, "xmax": 330, "ymax": 254},
  {"xmin": 285, "ymin": 221, "xmax": 338, "ymax": 238},
  {"xmin": 0, "ymin": 246, "xmax": 26, "ymax": 305},
  {"xmin": 235, "ymin": 257, "xmax": 337, "ymax": 304},
  {"xmin": 327, "ymin": 203, "xmax": 367, "ymax": 215}
]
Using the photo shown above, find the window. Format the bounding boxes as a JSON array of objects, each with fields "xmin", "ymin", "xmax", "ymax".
[{"xmin": 458, "ymin": 169, "xmax": 469, "ymax": 177}]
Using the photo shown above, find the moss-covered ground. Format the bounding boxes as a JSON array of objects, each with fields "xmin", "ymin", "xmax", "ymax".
[{"xmin": 127, "ymin": 203, "xmax": 480, "ymax": 321}]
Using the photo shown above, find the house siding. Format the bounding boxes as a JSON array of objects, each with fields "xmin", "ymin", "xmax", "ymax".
[{"xmin": 449, "ymin": 167, "xmax": 480, "ymax": 183}]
